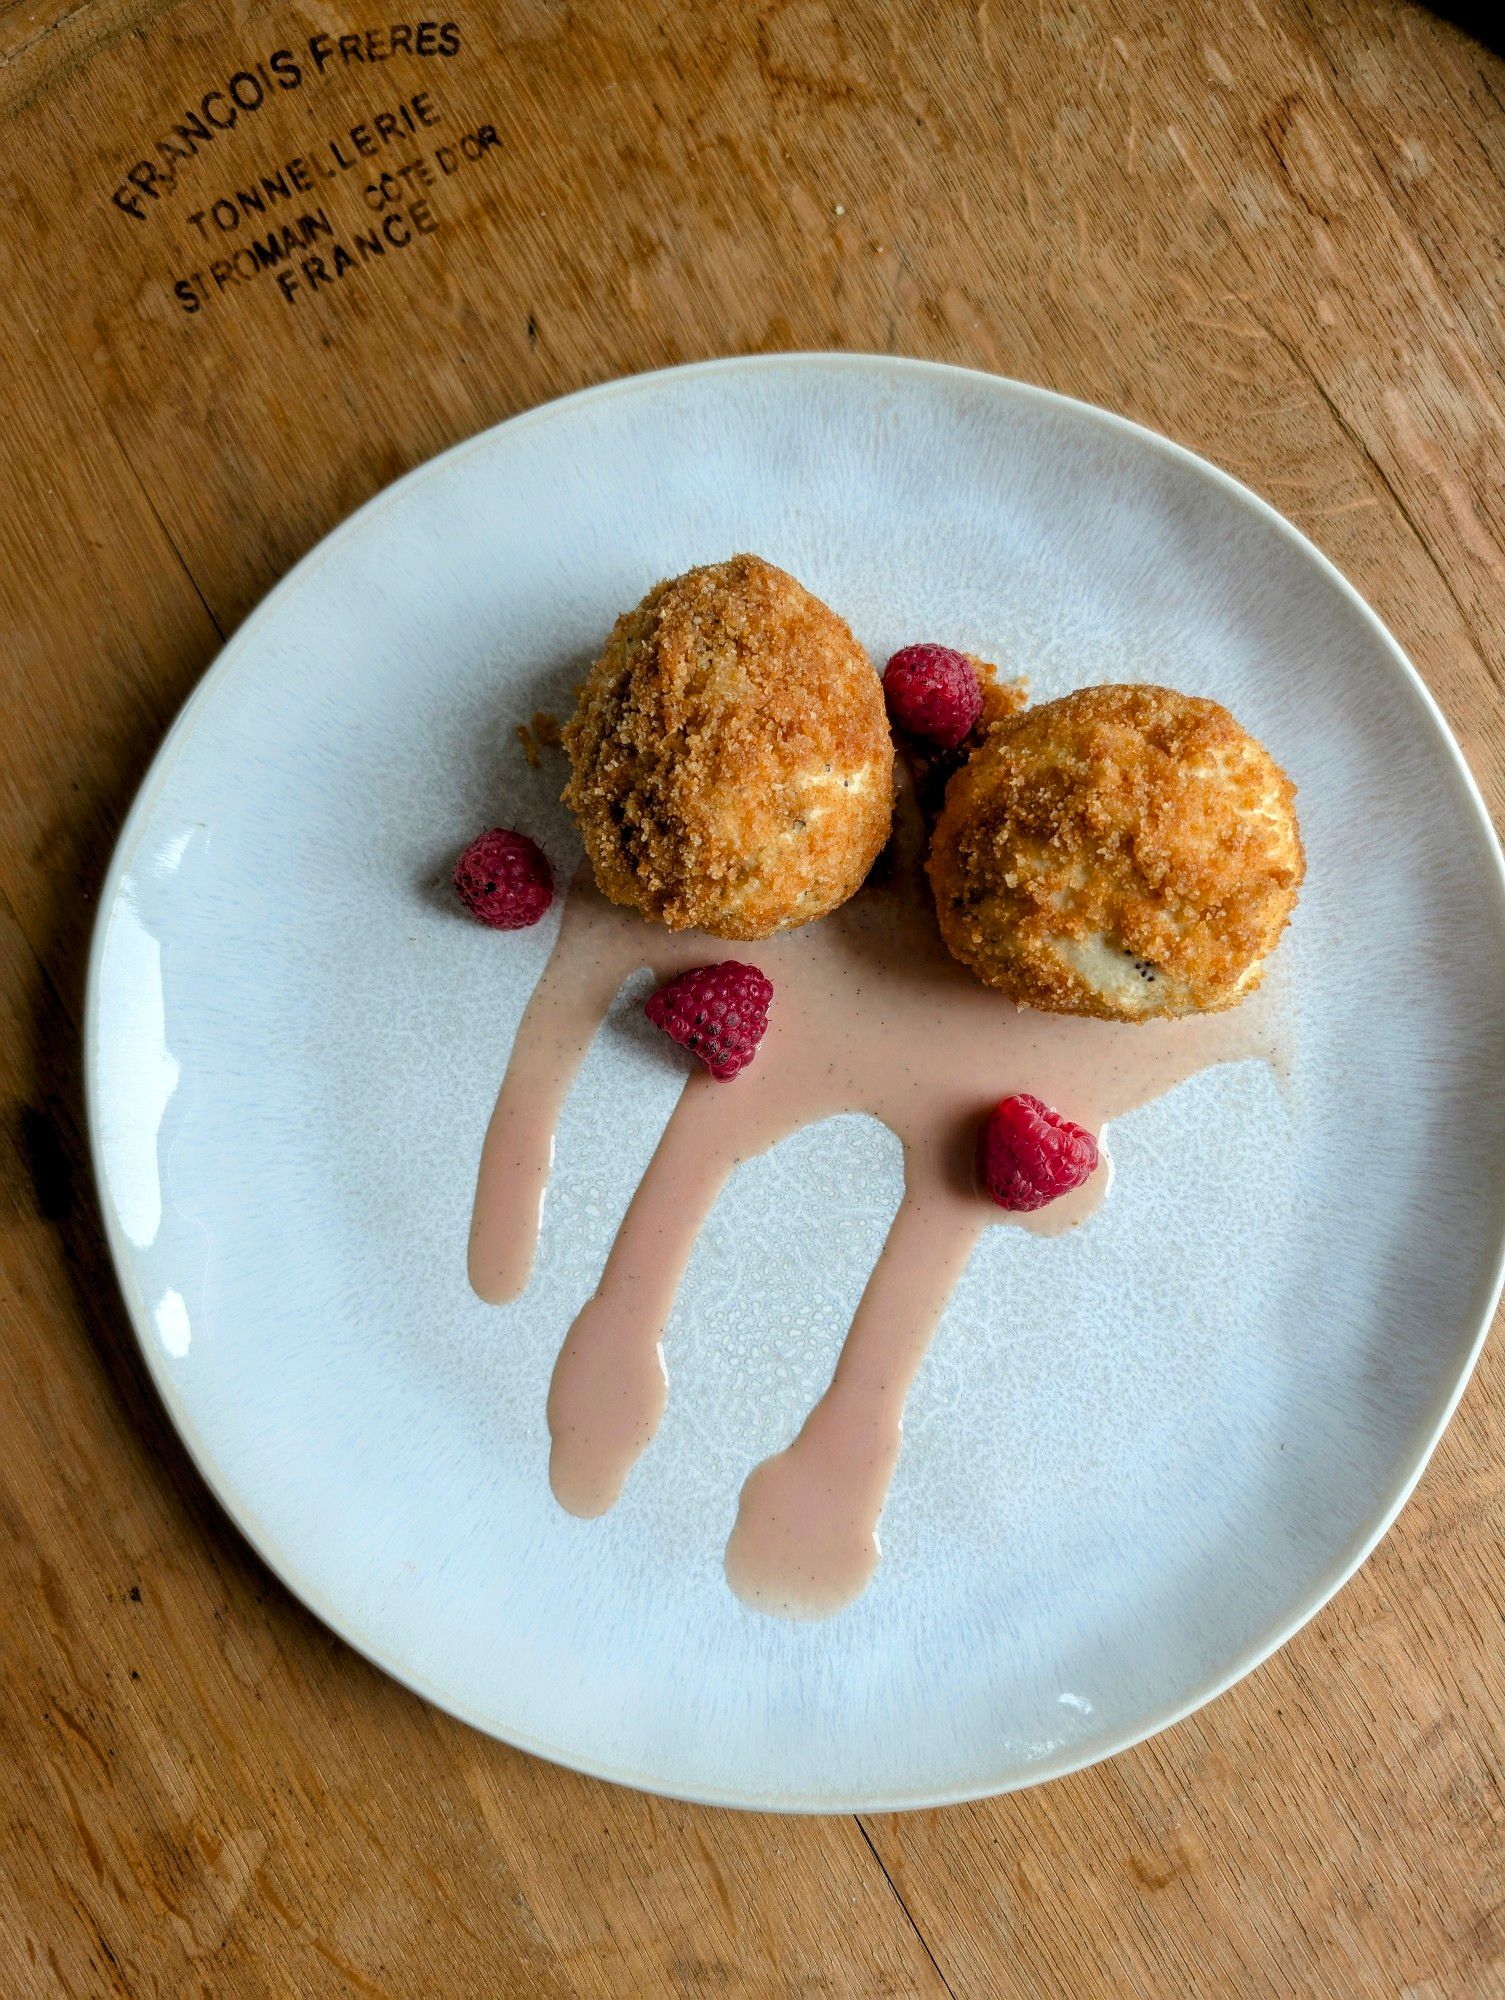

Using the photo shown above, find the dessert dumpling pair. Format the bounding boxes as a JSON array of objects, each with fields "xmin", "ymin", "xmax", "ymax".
[{"xmin": 562, "ymin": 556, "xmax": 1303, "ymax": 1021}]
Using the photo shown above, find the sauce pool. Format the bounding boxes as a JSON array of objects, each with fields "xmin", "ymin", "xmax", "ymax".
[{"xmin": 468, "ymin": 806, "xmax": 1282, "ymax": 1617}]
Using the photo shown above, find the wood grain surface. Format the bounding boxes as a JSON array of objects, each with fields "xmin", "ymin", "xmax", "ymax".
[{"xmin": 3, "ymin": 1, "xmax": 1503, "ymax": 1992}]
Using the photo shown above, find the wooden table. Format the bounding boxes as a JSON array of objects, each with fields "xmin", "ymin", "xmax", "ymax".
[{"xmin": 3, "ymin": 2, "xmax": 1502, "ymax": 1991}]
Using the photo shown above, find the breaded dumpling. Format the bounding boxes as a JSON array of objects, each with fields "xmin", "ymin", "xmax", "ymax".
[
  {"xmin": 928, "ymin": 684, "xmax": 1303, "ymax": 1019},
  {"xmin": 564, "ymin": 555, "xmax": 893, "ymax": 939}
]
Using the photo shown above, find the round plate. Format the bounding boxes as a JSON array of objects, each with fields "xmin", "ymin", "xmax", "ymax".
[{"xmin": 87, "ymin": 356, "xmax": 1505, "ymax": 1810}]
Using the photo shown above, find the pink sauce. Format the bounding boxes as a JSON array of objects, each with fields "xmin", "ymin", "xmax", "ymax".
[{"xmin": 469, "ymin": 809, "xmax": 1283, "ymax": 1618}]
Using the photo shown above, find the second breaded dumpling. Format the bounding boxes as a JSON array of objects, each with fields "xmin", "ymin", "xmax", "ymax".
[
  {"xmin": 928, "ymin": 684, "xmax": 1303, "ymax": 1019},
  {"xmin": 564, "ymin": 555, "xmax": 894, "ymax": 939}
]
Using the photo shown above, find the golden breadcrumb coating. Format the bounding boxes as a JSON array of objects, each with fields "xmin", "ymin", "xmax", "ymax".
[
  {"xmin": 564, "ymin": 555, "xmax": 894, "ymax": 938},
  {"xmin": 927, "ymin": 683, "xmax": 1304, "ymax": 1020}
]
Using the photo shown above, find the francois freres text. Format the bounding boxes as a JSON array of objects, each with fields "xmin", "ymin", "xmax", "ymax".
[{"xmin": 108, "ymin": 22, "xmax": 462, "ymax": 222}]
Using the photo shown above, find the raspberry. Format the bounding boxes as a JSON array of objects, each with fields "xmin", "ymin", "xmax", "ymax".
[
  {"xmin": 645, "ymin": 962, "xmax": 773, "ymax": 1080},
  {"xmin": 882, "ymin": 643, "xmax": 983, "ymax": 750},
  {"xmin": 976, "ymin": 1094, "xmax": 1098, "ymax": 1211},
  {"xmin": 453, "ymin": 828, "xmax": 553, "ymax": 930}
]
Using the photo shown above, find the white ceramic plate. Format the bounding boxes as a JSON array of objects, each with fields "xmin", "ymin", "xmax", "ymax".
[{"xmin": 87, "ymin": 356, "xmax": 1505, "ymax": 1810}]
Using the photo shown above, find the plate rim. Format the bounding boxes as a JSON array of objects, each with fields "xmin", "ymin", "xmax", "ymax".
[{"xmin": 83, "ymin": 351, "xmax": 1505, "ymax": 1812}]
